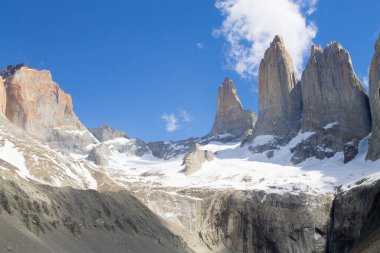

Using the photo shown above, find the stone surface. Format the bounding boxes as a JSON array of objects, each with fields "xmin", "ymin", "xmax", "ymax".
[
  {"xmin": 253, "ymin": 35, "xmax": 302, "ymax": 138},
  {"xmin": 2, "ymin": 65, "xmax": 97, "ymax": 153},
  {"xmin": 343, "ymin": 138, "xmax": 360, "ymax": 164},
  {"xmin": 131, "ymin": 186, "xmax": 334, "ymax": 253},
  {"xmin": 327, "ymin": 179, "xmax": 380, "ymax": 253},
  {"xmin": 367, "ymin": 36, "xmax": 380, "ymax": 161},
  {"xmin": 89, "ymin": 124, "xmax": 127, "ymax": 142},
  {"xmin": 293, "ymin": 42, "xmax": 371, "ymax": 162},
  {"xmin": 0, "ymin": 178, "xmax": 189, "ymax": 253},
  {"xmin": 210, "ymin": 78, "xmax": 256, "ymax": 139},
  {"xmin": 182, "ymin": 144, "xmax": 214, "ymax": 175},
  {"xmin": 0, "ymin": 77, "xmax": 6, "ymax": 115}
]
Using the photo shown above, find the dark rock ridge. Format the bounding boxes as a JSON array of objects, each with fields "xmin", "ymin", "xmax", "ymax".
[
  {"xmin": 292, "ymin": 42, "xmax": 371, "ymax": 163},
  {"xmin": 253, "ymin": 35, "xmax": 302, "ymax": 138},
  {"xmin": 367, "ymin": 35, "xmax": 380, "ymax": 161},
  {"xmin": 0, "ymin": 178, "xmax": 189, "ymax": 253},
  {"xmin": 210, "ymin": 78, "xmax": 257, "ymax": 139},
  {"xmin": 327, "ymin": 179, "xmax": 380, "ymax": 252},
  {"xmin": 89, "ymin": 124, "xmax": 127, "ymax": 142}
]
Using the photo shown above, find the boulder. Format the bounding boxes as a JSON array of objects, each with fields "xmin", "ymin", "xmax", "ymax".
[{"xmin": 182, "ymin": 144, "xmax": 214, "ymax": 175}]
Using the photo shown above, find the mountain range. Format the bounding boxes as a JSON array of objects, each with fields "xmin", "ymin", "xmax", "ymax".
[{"xmin": 0, "ymin": 35, "xmax": 380, "ymax": 252}]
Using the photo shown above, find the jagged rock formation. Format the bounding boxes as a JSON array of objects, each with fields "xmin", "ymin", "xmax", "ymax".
[
  {"xmin": 253, "ymin": 35, "xmax": 302, "ymax": 138},
  {"xmin": 210, "ymin": 78, "xmax": 256, "ymax": 139},
  {"xmin": 2, "ymin": 65, "xmax": 97, "ymax": 153},
  {"xmin": 182, "ymin": 144, "xmax": 214, "ymax": 175},
  {"xmin": 292, "ymin": 42, "xmax": 371, "ymax": 163},
  {"xmin": 0, "ymin": 178, "xmax": 190, "ymax": 253},
  {"xmin": 89, "ymin": 124, "xmax": 127, "ymax": 142},
  {"xmin": 367, "ymin": 36, "xmax": 380, "ymax": 161}
]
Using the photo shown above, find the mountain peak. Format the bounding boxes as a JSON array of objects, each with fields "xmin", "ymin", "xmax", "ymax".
[
  {"xmin": 253, "ymin": 35, "xmax": 302, "ymax": 138},
  {"xmin": 210, "ymin": 78, "xmax": 256, "ymax": 138}
]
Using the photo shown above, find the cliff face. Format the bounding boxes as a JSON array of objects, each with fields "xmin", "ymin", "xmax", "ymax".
[
  {"xmin": 210, "ymin": 78, "xmax": 257, "ymax": 139},
  {"xmin": 131, "ymin": 186, "xmax": 333, "ymax": 253},
  {"xmin": 253, "ymin": 35, "xmax": 302, "ymax": 138},
  {"xmin": 290, "ymin": 43, "xmax": 371, "ymax": 163},
  {"xmin": 367, "ymin": 36, "xmax": 380, "ymax": 161},
  {"xmin": 301, "ymin": 43, "xmax": 370, "ymax": 137},
  {"xmin": 327, "ymin": 179, "xmax": 380, "ymax": 253},
  {"xmin": 2, "ymin": 65, "xmax": 97, "ymax": 153}
]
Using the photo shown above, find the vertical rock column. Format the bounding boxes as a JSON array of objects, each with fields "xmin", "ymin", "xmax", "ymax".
[
  {"xmin": 210, "ymin": 78, "xmax": 257, "ymax": 139},
  {"xmin": 253, "ymin": 35, "xmax": 302, "ymax": 138},
  {"xmin": 367, "ymin": 36, "xmax": 380, "ymax": 160}
]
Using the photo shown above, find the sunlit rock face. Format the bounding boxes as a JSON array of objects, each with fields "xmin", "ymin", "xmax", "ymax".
[
  {"xmin": 292, "ymin": 42, "xmax": 371, "ymax": 163},
  {"xmin": 0, "ymin": 77, "xmax": 6, "ymax": 115},
  {"xmin": 367, "ymin": 36, "xmax": 380, "ymax": 161},
  {"xmin": 210, "ymin": 77, "xmax": 257, "ymax": 139},
  {"xmin": 2, "ymin": 65, "xmax": 97, "ymax": 153},
  {"xmin": 253, "ymin": 35, "xmax": 302, "ymax": 138}
]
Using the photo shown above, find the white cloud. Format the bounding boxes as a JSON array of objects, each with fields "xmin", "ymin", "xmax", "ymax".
[
  {"xmin": 214, "ymin": 0, "xmax": 318, "ymax": 77},
  {"xmin": 196, "ymin": 42, "xmax": 204, "ymax": 49},
  {"xmin": 362, "ymin": 76, "xmax": 369, "ymax": 89},
  {"xmin": 179, "ymin": 110, "xmax": 192, "ymax": 122},
  {"xmin": 161, "ymin": 113, "xmax": 179, "ymax": 132}
]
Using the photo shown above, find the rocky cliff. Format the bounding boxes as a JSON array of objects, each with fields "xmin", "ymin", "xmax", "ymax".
[
  {"xmin": 291, "ymin": 43, "xmax": 371, "ymax": 163},
  {"xmin": 253, "ymin": 35, "xmax": 302, "ymax": 138},
  {"xmin": 210, "ymin": 78, "xmax": 256, "ymax": 139},
  {"xmin": 367, "ymin": 36, "xmax": 380, "ymax": 161},
  {"xmin": 2, "ymin": 65, "xmax": 97, "ymax": 153}
]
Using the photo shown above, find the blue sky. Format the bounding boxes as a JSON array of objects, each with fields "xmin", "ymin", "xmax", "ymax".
[{"xmin": 0, "ymin": 0, "xmax": 378, "ymax": 141}]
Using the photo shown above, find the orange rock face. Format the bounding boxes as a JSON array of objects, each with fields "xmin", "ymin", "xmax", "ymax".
[
  {"xmin": 3, "ymin": 66, "xmax": 96, "ymax": 153},
  {"xmin": 0, "ymin": 78, "xmax": 6, "ymax": 115}
]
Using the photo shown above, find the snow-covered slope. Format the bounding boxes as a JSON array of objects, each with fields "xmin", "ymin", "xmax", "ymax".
[
  {"xmin": 0, "ymin": 116, "xmax": 112, "ymax": 190},
  {"xmin": 81, "ymin": 131, "xmax": 380, "ymax": 196}
]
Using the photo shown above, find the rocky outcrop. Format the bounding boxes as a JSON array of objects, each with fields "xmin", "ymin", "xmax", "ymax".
[
  {"xmin": 367, "ymin": 36, "xmax": 380, "ymax": 161},
  {"xmin": 0, "ymin": 77, "xmax": 6, "ymax": 115},
  {"xmin": 293, "ymin": 42, "xmax": 371, "ymax": 163},
  {"xmin": 327, "ymin": 179, "xmax": 380, "ymax": 253},
  {"xmin": 130, "ymin": 186, "xmax": 334, "ymax": 253},
  {"xmin": 0, "ymin": 178, "xmax": 189, "ymax": 253},
  {"xmin": 210, "ymin": 78, "xmax": 256, "ymax": 139},
  {"xmin": 2, "ymin": 65, "xmax": 97, "ymax": 153},
  {"xmin": 89, "ymin": 124, "xmax": 127, "ymax": 142},
  {"xmin": 182, "ymin": 144, "xmax": 214, "ymax": 175},
  {"xmin": 253, "ymin": 35, "xmax": 302, "ymax": 138}
]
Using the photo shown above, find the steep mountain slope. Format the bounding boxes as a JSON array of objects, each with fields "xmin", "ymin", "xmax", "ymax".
[
  {"xmin": 0, "ymin": 178, "xmax": 191, "ymax": 253},
  {"xmin": 367, "ymin": 35, "xmax": 380, "ymax": 161},
  {"xmin": 2, "ymin": 64, "xmax": 98, "ymax": 154}
]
